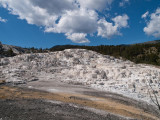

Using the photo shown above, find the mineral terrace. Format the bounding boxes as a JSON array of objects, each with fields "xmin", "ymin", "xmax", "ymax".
[{"xmin": 1, "ymin": 49, "xmax": 160, "ymax": 103}]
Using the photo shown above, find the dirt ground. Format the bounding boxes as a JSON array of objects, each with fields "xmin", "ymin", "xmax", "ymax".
[
  {"xmin": 0, "ymin": 99, "xmax": 123, "ymax": 120},
  {"xmin": 0, "ymin": 85, "xmax": 160, "ymax": 120}
]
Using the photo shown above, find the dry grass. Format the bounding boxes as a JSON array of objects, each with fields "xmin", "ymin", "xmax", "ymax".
[
  {"xmin": 0, "ymin": 85, "xmax": 159, "ymax": 120},
  {"xmin": 0, "ymin": 80, "xmax": 6, "ymax": 85}
]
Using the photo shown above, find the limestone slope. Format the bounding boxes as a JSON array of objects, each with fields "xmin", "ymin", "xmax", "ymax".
[{"xmin": 1, "ymin": 49, "xmax": 160, "ymax": 103}]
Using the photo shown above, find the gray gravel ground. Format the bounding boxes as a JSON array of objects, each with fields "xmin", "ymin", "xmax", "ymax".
[
  {"xmin": 83, "ymin": 91, "xmax": 160, "ymax": 118},
  {"xmin": 24, "ymin": 79, "xmax": 160, "ymax": 118},
  {"xmin": 0, "ymin": 99, "xmax": 131, "ymax": 120}
]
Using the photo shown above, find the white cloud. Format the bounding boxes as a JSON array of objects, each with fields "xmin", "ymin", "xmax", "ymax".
[
  {"xmin": 49, "ymin": 8, "xmax": 98, "ymax": 34},
  {"xmin": 98, "ymin": 19, "xmax": 119, "ymax": 38},
  {"xmin": 78, "ymin": 0, "xmax": 113, "ymax": 11},
  {"xmin": 45, "ymin": 8, "xmax": 98, "ymax": 43},
  {"xmin": 65, "ymin": 33, "xmax": 89, "ymax": 43},
  {"xmin": 0, "ymin": 0, "xmax": 58, "ymax": 26},
  {"xmin": 0, "ymin": 0, "xmax": 129, "ymax": 43},
  {"xmin": 112, "ymin": 14, "xmax": 129, "ymax": 28},
  {"xmin": 119, "ymin": 0, "xmax": 129, "ymax": 7},
  {"xmin": 0, "ymin": 17, "xmax": 7, "ymax": 23},
  {"xmin": 31, "ymin": 0, "xmax": 77, "ymax": 15},
  {"xmin": 143, "ymin": 8, "xmax": 160, "ymax": 38},
  {"xmin": 142, "ymin": 11, "xmax": 149, "ymax": 19},
  {"xmin": 98, "ymin": 14, "xmax": 129, "ymax": 38}
]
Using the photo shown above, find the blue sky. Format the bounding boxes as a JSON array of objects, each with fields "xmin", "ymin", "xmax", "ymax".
[{"xmin": 0, "ymin": 0, "xmax": 160, "ymax": 48}]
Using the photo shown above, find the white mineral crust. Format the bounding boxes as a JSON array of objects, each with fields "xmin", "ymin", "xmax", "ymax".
[{"xmin": 1, "ymin": 49, "xmax": 160, "ymax": 103}]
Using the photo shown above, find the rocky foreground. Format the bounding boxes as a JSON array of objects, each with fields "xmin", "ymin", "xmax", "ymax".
[
  {"xmin": 0, "ymin": 85, "xmax": 159, "ymax": 120},
  {"xmin": 1, "ymin": 49, "xmax": 160, "ymax": 104}
]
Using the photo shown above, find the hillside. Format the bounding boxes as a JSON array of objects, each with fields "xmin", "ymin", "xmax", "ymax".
[
  {"xmin": 0, "ymin": 42, "xmax": 42, "ymax": 57},
  {"xmin": 1, "ymin": 40, "xmax": 160, "ymax": 66},
  {"xmin": 0, "ymin": 42, "xmax": 25, "ymax": 57},
  {"xmin": 1, "ymin": 49, "xmax": 160, "ymax": 103},
  {"xmin": 1, "ymin": 48, "xmax": 160, "ymax": 119},
  {"xmin": 49, "ymin": 41, "xmax": 160, "ymax": 66},
  {"xmin": 135, "ymin": 40, "xmax": 160, "ymax": 45}
]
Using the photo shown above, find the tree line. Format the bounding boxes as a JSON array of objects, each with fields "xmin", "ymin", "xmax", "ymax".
[
  {"xmin": 49, "ymin": 43, "xmax": 160, "ymax": 66},
  {"xmin": 1, "ymin": 41, "xmax": 160, "ymax": 66}
]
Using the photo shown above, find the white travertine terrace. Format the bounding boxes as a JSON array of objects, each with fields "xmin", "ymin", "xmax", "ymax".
[{"xmin": 1, "ymin": 49, "xmax": 160, "ymax": 103}]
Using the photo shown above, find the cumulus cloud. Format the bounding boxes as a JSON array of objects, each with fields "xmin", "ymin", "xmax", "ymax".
[
  {"xmin": 0, "ymin": 0, "xmax": 58, "ymax": 26},
  {"xmin": 0, "ymin": 0, "xmax": 129, "ymax": 43},
  {"xmin": 112, "ymin": 14, "xmax": 129, "ymax": 28},
  {"xmin": 0, "ymin": 17, "xmax": 7, "ymax": 23},
  {"xmin": 31, "ymin": 0, "xmax": 77, "ymax": 15},
  {"xmin": 49, "ymin": 8, "xmax": 98, "ymax": 34},
  {"xmin": 98, "ymin": 14, "xmax": 129, "ymax": 38},
  {"xmin": 66, "ymin": 33, "xmax": 89, "ymax": 43},
  {"xmin": 143, "ymin": 8, "xmax": 160, "ymax": 38},
  {"xmin": 78, "ymin": 0, "xmax": 113, "ymax": 11},
  {"xmin": 98, "ymin": 19, "xmax": 119, "ymax": 38},
  {"xmin": 45, "ymin": 8, "xmax": 98, "ymax": 43}
]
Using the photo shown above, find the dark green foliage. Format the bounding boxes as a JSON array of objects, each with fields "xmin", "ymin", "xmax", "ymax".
[
  {"xmin": 4, "ymin": 48, "xmax": 16, "ymax": 57},
  {"xmin": 0, "ymin": 49, "xmax": 16, "ymax": 57},
  {"xmin": 6, "ymin": 48, "xmax": 15, "ymax": 56}
]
